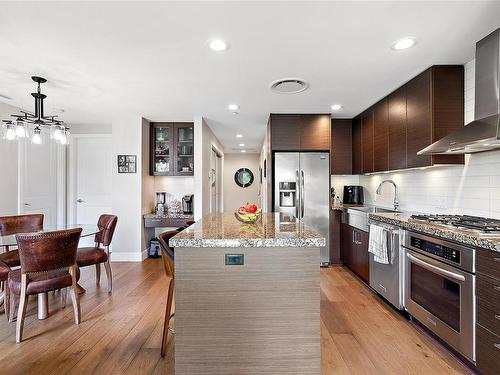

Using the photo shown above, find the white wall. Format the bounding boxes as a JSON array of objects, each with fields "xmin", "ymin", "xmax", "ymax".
[
  {"xmin": 70, "ymin": 123, "xmax": 112, "ymax": 134},
  {"xmin": 111, "ymin": 115, "xmax": 144, "ymax": 261},
  {"xmin": 193, "ymin": 116, "xmax": 224, "ymax": 220},
  {"xmin": 0, "ymin": 101, "xmax": 20, "ymax": 215},
  {"xmin": 154, "ymin": 177, "xmax": 194, "ymax": 204},
  {"xmin": 223, "ymin": 153, "xmax": 260, "ymax": 212},
  {"xmin": 333, "ymin": 60, "xmax": 500, "ymax": 219}
]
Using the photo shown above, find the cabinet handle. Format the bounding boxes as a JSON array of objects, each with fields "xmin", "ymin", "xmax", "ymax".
[
  {"xmin": 495, "ymin": 314, "xmax": 500, "ymax": 321},
  {"xmin": 494, "ymin": 343, "xmax": 500, "ymax": 351},
  {"xmin": 495, "ymin": 286, "xmax": 500, "ymax": 292},
  {"xmin": 352, "ymin": 231, "xmax": 355, "ymax": 244}
]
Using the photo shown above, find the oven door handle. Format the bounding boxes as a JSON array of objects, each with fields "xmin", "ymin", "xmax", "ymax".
[{"xmin": 407, "ymin": 253, "xmax": 466, "ymax": 282}]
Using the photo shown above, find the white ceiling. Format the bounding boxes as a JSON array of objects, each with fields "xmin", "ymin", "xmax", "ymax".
[{"xmin": 1, "ymin": 1, "xmax": 499, "ymax": 153}]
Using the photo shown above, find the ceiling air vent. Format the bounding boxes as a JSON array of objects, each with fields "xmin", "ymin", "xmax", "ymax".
[{"xmin": 269, "ymin": 78, "xmax": 309, "ymax": 94}]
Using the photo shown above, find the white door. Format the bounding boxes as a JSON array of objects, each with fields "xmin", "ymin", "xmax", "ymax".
[
  {"xmin": 209, "ymin": 147, "xmax": 222, "ymax": 213},
  {"xmin": 19, "ymin": 138, "xmax": 61, "ymax": 227},
  {"xmin": 68, "ymin": 135, "xmax": 112, "ymax": 231}
]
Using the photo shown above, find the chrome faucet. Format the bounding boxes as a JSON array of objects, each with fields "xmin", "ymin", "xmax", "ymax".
[{"xmin": 376, "ymin": 180, "xmax": 399, "ymax": 211}]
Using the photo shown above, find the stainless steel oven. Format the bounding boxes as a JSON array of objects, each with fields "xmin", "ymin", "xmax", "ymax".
[{"xmin": 404, "ymin": 231, "xmax": 476, "ymax": 362}]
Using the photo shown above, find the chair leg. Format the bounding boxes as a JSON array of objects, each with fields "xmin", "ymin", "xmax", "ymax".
[
  {"xmin": 61, "ymin": 287, "xmax": 67, "ymax": 308},
  {"xmin": 16, "ymin": 275, "xmax": 29, "ymax": 343},
  {"xmin": 95, "ymin": 264, "xmax": 101, "ymax": 285},
  {"xmin": 161, "ymin": 278, "xmax": 175, "ymax": 357},
  {"xmin": 69, "ymin": 267, "xmax": 81, "ymax": 325},
  {"xmin": 9, "ymin": 291, "xmax": 19, "ymax": 323},
  {"xmin": 4, "ymin": 283, "xmax": 9, "ymax": 320},
  {"xmin": 104, "ymin": 261, "xmax": 112, "ymax": 293}
]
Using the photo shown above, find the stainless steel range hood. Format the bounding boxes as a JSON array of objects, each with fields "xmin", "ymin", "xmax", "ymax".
[{"xmin": 418, "ymin": 28, "xmax": 500, "ymax": 155}]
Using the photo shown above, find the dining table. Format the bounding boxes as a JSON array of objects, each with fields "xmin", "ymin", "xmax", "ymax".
[{"xmin": 0, "ymin": 223, "xmax": 100, "ymax": 320}]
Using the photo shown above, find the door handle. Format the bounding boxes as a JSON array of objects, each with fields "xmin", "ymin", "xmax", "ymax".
[
  {"xmin": 76, "ymin": 198, "xmax": 84, "ymax": 203},
  {"xmin": 300, "ymin": 170, "xmax": 304, "ymax": 219},
  {"xmin": 407, "ymin": 253, "xmax": 466, "ymax": 282},
  {"xmin": 295, "ymin": 170, "xmax": 299, "ymax": 218}
]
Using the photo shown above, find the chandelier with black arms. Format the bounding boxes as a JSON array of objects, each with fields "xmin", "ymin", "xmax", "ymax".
[{"xmin": 2, "ymin": 76, "xmax": 69, "ymax": 145}]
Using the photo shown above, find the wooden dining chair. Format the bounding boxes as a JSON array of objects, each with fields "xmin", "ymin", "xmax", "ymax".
[
  {"xmin": 0, "ymin": 214, "xmax": 44, "ymax": 268},
  {"xmin": 157, "ymin": 230, "xmax": 178, "ymax": 357},
  {"xmin": 76, "ymin": 214, "xmax": 117, "ymax": 293},
  {"xmin": 9, "ymin": 228, "xmax": 82, "ymax": 342}
]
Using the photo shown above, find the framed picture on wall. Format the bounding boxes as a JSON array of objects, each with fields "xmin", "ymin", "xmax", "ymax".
[{"xmin": 117, "ymin": 155, "xmax": 137, "ymax": 173}]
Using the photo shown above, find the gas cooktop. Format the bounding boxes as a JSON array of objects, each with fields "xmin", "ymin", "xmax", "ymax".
[{"xmin": 410, "ymin": 214, "xmax": 500, "ymax": 235}]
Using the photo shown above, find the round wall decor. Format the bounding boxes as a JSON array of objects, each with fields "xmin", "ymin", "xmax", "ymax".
[{"xmin": 234, "ymin": 168, "xmax": 254, "ymax": 188}]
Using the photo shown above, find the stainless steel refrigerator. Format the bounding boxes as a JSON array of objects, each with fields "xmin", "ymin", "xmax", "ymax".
[{"xmin": 274, "ymin": 152, "xmax": 330, "ymax": 266}]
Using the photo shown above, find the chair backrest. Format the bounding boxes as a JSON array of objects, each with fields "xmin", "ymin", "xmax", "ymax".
[
  {"xmin": 16, "ymin": 228, "xmax": 82, "ymax": 274},
  {"xmin": 95, "ymin": 214, "xmax": 117, "ymax": 246},
  {"xmin": 157, "ymin": 231, "xmax": 177, "ymax": 278},
  {"xmin": 0, "ymin": 214, "xmax": 44, "ymax": 236}
]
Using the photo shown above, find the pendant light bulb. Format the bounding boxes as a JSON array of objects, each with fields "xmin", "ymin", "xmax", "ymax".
[
  {"xmin": 5, "ymin": 125, "xmax": 16, "ymax": 140},
  {"xmin": 14, "ymin": 119, "xmax": 26, "ymax": 138},
  {"xmin": 32, "ymin": 127, "xmax": 42, "ymax": 144},
  {"xmin": 60, "ymin": 130, "xmax": 68, "ymax": 145},
  {"xmin": 53, "ymin": 126, "xmax": 63, "ymax": 140}
]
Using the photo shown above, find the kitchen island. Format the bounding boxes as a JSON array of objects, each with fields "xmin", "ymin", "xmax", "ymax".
[{"xmin": 169, "ymin": 212, "xmax": 325, "ymax": 375}]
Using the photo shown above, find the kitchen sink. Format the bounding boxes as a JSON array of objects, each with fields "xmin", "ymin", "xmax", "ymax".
[{"xmin": 343, "ymin": 206, "xmax": 401, "ymax": 231}]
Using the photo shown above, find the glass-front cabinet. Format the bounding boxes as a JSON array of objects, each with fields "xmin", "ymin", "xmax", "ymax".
[{"xmin": 150, "ymin": 122, "xmax": 194, "ymax": 176}]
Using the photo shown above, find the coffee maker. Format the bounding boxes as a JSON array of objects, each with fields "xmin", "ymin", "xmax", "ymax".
[
  {"xmin": 182, "ymin": 194, "xmax": 194, "ymax": 214},
  {"xmin": 155, "ymin": 192, "xmax": 167, "ymax": 215}
]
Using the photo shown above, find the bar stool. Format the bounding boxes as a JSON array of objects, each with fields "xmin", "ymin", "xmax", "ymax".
[{"xmin": 157, "ymin": 230, "xmax": 178, "ymax": 358}]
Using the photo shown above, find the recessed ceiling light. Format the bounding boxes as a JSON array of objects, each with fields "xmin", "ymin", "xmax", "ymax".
[
  {"xmin": 239, "ymin": 143, "xmax": 245, "ymax": 147},
  {"xmin": 236, "ymin": 134, "xmax": 243, "ymax": 138},
  {"xmin": 241, "ymin": 150, "xmax": 246, "ymax": 153},
  {"xmin": 392, "ymin": 37, "xmax": 417, "ymax": 50},
  {"xmin": 228, "ymin": 104, "xmax": 239, "ymax": 111},
  {"xmin": 331, "ymin": 104, "xmax": 343, "ymax": 111},
  {"xmin": 270, "ymin": 78, "xmax": 309, "ymax": 94},
  {"xmin": 209, "ymin": 38, "xmax": 229, "ymax": 51}
]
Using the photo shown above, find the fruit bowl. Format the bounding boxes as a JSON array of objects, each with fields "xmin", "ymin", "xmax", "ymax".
[{"xmin": 235, "ymin": 204, "xmax": 262, "ymax": 224}]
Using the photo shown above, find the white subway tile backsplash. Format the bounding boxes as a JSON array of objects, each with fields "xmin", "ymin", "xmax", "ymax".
[{"xmin": 331, "ymin": 60, "xmax": 500, "ymax": 219}]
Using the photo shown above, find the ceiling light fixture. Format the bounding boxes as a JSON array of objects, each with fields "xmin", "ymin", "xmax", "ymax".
[
  {"xmin": 209, "ymin": 38, "xmax": 229, "ymax": 51},
  {"xmin": 236, "ymin": 134, "xmax": 243, "ymax": 138},
  {"xmin": 1, "ymin": 76, "xmax": 69, "ymax": 145},
  {"xmin": 241, "ymin": 150, "xmax": 246, "ymax": 153},
  {"xmin": 392, "ymin": 37, "xmax": 417, "ymax": 50},
  {"xmin": 331, "ymin": 104, "xmax": 343, "ymax": 111},
  {"xmin": 239, "ymin": 143, "xmax": 245, "ymax": 147},
  {"xmin": 228, "ymin": 104, "xmax": 239, "ymax": 111}
]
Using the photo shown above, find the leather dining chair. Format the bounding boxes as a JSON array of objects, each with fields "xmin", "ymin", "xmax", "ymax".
[
  {"xmin": 0, "ymin": 261, "xmax": 11, "ymax": 317},
  {"xmin": 157, "ymin": 230, "xmax": 178, "ymax": 357},
  {"xmin": 0, "ymin": 214, "xmax": 44, "ymax": 268},
  {"xmin": 76, "ymin": 214, "xmax": 117, "ymax": 293},
  {"xmin": 9, "ymin": 228, "xmax": 82, "ymax": 342}
]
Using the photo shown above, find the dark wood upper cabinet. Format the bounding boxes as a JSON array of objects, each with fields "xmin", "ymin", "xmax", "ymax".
[
  {"xmin": 300, "ymin": 114, "xmax": 331, "ymax": 150},
  {"xmin": 150, "ymin": 122, "xmax": 194, "ymax": 176},
  {"xmin": 352, "ymin": 117, "xmax": 362, "ymax": 175},
  {"xmin": 387, "ymin": 86, "xmax": 407, "ymax": 170},
  {"xmin": 330, "ymin": 119, "xmax": 352, "ymax": 175},
  {"xmin": 269, "ymin": 114, "xmax": 331, "ymax": 152},
  {"xmin": 361, "ymin": 111, "xmax": 374, "ymax": 174},
  {"xmin": 270, "ymin": 114, "xmax": 301, "ymax": 150},
  {"xmin": 373, "ymin": 99, "xmax": 389, "ymax": 172},
  {"xmin": 406, "ymin": 69, "xmax": 432, "ymax": 168},
  {"xmin": 349, "ymin": 65, "xmax": 464, "ymax": 174}
]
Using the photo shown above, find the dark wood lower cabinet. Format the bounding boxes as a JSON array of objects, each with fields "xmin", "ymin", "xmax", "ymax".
[
  {"xmin": 476, "ymin": 247, "xmax": 500, "ymax": 375},
  {"xmin": 330, "ymin": 210, "xmax": 342, "ymax": 265},
  {"xmin": 341, "ymin": 223, "xmax": 369, "ymax": 283}
]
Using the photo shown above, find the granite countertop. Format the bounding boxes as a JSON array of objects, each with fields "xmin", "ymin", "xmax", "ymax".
[
  {"xmin": 370, "ymin": 212, "xmax": 500, "ymax": 253},
  {"xmin": 169, "ymin": 212, "xmax": 326, "ymax": 248},
  {"xmin": 144, "ymin": 213, "xmax": 194, "ymax": 219}
]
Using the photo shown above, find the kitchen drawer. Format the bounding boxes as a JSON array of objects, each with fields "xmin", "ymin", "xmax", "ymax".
[
  {"xmin": 477, "ymin": 274, "xmax": 500, "ymax": 311},
  {"xmin": 476, "ymin": 248, "xmax": 500, "ymax": 281},
  {"xmin": 144, "ymin": 217, "xmax": 189, "ymax": 228},
  {"xmin": 478, "ymin": 298, "xmax": 500, "ymax": 337},
  {"xmin": 476, "ymin": 324, "xmax": 500, "ymax": 375}
]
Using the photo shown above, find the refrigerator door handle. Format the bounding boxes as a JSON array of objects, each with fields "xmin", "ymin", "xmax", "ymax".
[
  {"xmin": 295, "ymin": 170, "xmax": 300, "ymax": 218},
  {"xmin": 301, "ymin": 170, "xmax": 305, "ymax": 219}
]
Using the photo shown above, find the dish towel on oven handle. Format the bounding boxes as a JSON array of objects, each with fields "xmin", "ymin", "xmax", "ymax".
[{"xmin": 368, "ymin": 224, "xmax": 390, "ymax": 264}]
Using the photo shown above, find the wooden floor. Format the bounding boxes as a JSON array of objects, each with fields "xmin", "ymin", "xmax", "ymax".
[{"xmin": 0, "ymin": 260, "xmax": 473, "ymax": 375}]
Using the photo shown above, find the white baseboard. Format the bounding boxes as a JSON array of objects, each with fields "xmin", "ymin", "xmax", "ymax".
[{"xmin": 110, "ymin": 251, "xmax": 144, "ymax": 262}]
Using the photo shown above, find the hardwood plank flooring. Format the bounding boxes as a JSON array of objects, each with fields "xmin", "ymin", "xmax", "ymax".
[{"xmin": 0, "ymin": 260, "xmax": 472, "ymax": 374}]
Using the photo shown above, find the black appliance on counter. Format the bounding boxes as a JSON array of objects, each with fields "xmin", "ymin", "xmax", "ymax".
[
  {"xmin": 343, "ymin": 185, "xmax": 364, "ymax": 204},
  {"xmin": 182, "ymin": 194, "xmax": 194, "ymax": 214}
]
